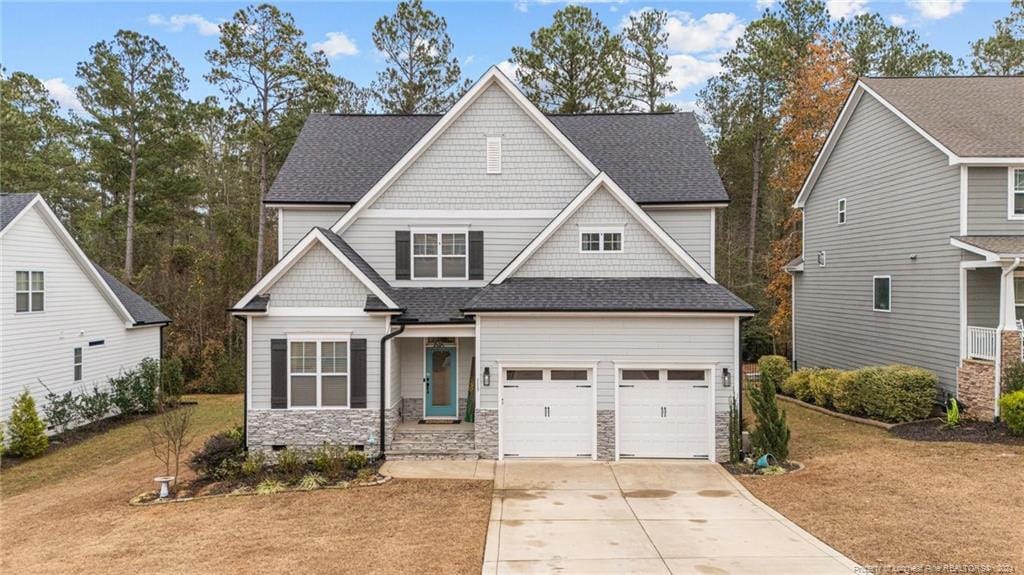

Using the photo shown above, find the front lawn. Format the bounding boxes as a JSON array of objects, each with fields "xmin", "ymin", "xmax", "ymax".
[
  {"xmin": 0, "ymin": 395, "xmax": 492, "ymax": 574},
  {"xmin": 739, "ymin": 400, "xmax": 1024, "ymax": 570}
]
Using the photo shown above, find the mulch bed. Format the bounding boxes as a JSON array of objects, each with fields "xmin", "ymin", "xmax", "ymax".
[{"xmin": 890, "ymin": 418, "xmax": 1024, "ymax": 446}]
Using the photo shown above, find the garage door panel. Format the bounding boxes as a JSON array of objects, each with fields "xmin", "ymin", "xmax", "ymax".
[
  {"xmin": 619, "ymin": 369, "xmax": 711, "ymax": 459},
  {"xmin": 502, "ymin": 369, "xmax": 593, "ymax": 458}
]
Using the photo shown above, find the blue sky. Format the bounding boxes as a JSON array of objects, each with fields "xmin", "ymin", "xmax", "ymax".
[{"xmin": 1, "ymin": 1, "xmax": 1012, "ymax": 113}]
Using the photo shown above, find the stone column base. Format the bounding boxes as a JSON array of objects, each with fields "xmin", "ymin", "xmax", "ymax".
[
  {"xmin": 474, "ymin": 409, "xmax": 498, "ymax": 458},
  {"xmin": 958, "ymin": 359, "xmax": 996, "ymax": 421},
  {"xmin": 596, "ymin": 410, "xmax": 615, "ymax": 461}
]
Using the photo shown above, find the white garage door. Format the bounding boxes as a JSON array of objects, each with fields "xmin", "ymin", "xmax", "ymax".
[
  {"xmin": 618, "ymin": 368, "xmax": 711, "ymax": 459},
  {"xmin": 501, "ymin": 368, "xmax": 594, "ymax": 458}
]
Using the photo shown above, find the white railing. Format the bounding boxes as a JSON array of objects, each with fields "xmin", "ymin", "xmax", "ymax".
[{"xmin": 967, "ymin": 326, "xmax": 998, "ymax": 361}]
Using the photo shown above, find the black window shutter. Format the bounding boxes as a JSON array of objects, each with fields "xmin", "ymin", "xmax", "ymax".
[
  {"xmin": 395, "ymin": 231, "xmax": 411, "ymax": 280},
  {"xmin": 270, "ymin": 339, "xmax": 287, "ymax": 409},
  {"xmin": 469, "ymin": 230, "xmax": 484, "ymax": 280},
  {"xmin": 350, "ymin": 338, "xmax": 367, "ymax": 408}
]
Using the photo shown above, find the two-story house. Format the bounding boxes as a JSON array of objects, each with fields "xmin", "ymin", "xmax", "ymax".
[
  {"xmin": 788, "ymin": 76, "xmax": 1024, "ymax": 421},
  {"xmin": 231, "ymin": 67, "xmax": 753, "ymax": 462},
  {"xmin": 0, "ymin": 193, "xmax": 170, "ymax": 426}
]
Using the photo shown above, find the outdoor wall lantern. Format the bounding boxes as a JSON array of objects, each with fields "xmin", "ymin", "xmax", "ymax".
[
  {"xmin": 483, "ymin": 367, "xmax": 491, "ymax": 387},
  {"xmin": 723, "ymin": 367, "xmax": 732, "ymax": 387}
]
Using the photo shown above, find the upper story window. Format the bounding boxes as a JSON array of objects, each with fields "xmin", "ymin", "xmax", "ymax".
[
  {"xmin": 486, "ymin": 137, "xmax": 502, "ymax": 174},
  {"xmin": 838, "ymin": 198, "xmax": 847, "ymax": 224},
  {"xmin": 15, "ymin": 271, "xmax": 44, "ymax": 313},
  {"xmin": 289, "ymin": 339, "xmax": 349, "ymax": 408},
  {"xmin": 412, "ymin": 231, "xmax": 467, "ymax": 279},
  {"xmin": 1011, "ymin": 168, "xmax": 1024, "ymax": 219},
  {"xmin": 580, "ymin": 227, "xmax": 623, "ymax": 253},
  {"xmin": 873, "ymin": 276, "xmax": 891, "ymax": 312}
]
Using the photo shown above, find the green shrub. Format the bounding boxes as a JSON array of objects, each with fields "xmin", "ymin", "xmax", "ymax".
[
  {"xmin": 311, "ymin": 443, "xmax": 346, "ymax": 479},
  {"xmin": 342, "ymin": 448, "xmax": 369, "ymax": 471},
  {"xmin": 188, "ymin": 430, "xmax": 244, "ymax": 479},
  {"xmin": 1000, "ymin": 390, "xmax": 1024, "ymax": 435},
  {"xmin": 160, "ymin": 357, "xmax": 185, "ymax": 402},
  {"xmin": 275, "ymin": 448, "xmax": 304, "ymax": 477},
  {"xmin": 749, "ymin": 379, "xmax": 790, "ymax": 462},
  {"xmin": 355, "ymin": 467, "xmax": 376, "ymax": 483},
  {"xmin": 727, "ymin": 403, "xmax": 742, "ymax": 463},
  {"xmin": 40, "ymin": 385, "xmax": 78, "ymax": 435},
  {"xmin": 241, "ymin": 452, "xmax": 266, "ymax": 478},
  {"xmin": 0, "ymin": 424, "xmax": 6, "ymax": 457},
  {"xmin": 7, "ymin": 390, "xmax": 48, "ymax": 458},
  {"xmin": 299, "ymin": 472, "xmax": 327, "ymax": 490},
  {"xmin": 782, "ymin": 369, "xmax": 815, "ymax": 402},
  {"xmin": 830, "ymin": 365, "xmax": 935, "ymax": 422},
  {"xmin": 76, "ymin": 385, "xmax": 111, "ymax": 424},
  {"xmin": 134, "ymin": 359, "xmax": 161, "ymax": 413},
  {"xmin": 109, "ymin": 371, "xmax": 138, "ymax": 415},
  {"xmin": 757, "ymin": 356, "xmax": 791, "ymax": 391},
  {"xmin": 256, "ymin": 478, "xmax": 284, "ymax": 495},
  {"xmin": 808, "ymin": 369, "xmax": 841, "ymax": 408},
  {"xmin": 1003, "ymin": 361, "xmax": 1024, "ymax": 395}
]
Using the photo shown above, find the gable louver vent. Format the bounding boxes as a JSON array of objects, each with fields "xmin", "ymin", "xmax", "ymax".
[{"xmin": 486, "ymin": 137, "xmax": 502, "ymax": 174}]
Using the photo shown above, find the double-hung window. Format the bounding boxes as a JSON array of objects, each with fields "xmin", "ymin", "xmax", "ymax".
[
  {"xmin": 289, "ymin": 339, "xmax": 349, "ymax": 408},
  {"xmin": 15, "ymin": 271, "xmax": 44, "ymax": 312},
  {"xmin": 412, "ymin": 231, "xmax": 467, "ymax": 279},
  {"xmin": 1011, "ymin": 168, "xmax": 1024, "ymax": 219},
  {"xmin": 73, "ymin": 347, "xmax": 83, "ymax": 382},
  {"xmin": 873, "ymin": 276, "xmax": 892, "ymax": 312},
  {"xmin": 580, "ymin": 227, "xmax": 623, "ymax": 253}
]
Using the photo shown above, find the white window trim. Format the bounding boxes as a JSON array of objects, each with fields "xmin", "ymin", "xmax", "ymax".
[
  {"xmin": 286, "ymin": 334, "xmax": 351, "ymax": 410},
  {"xmin": 15, "ymin": 270, "xmax": 45, "ymax": 313},
  {"xmin": 1009, "ymin": 167, "xmax": 1024, "ymax": 221},
  {"xmin": 1014, "ymin": 271, "xmax": 1024, "ymax": 320},
  {"xmin": 410, "ymin": 228, "xmax": 469, "ymax": 280},
  {"xmin": 817, "ymin": 250, "xmax": 827, "ymax": 267},
  {"xmin": 73, "ymin": 347, "xmax": 83, "ymax": 382},
  {"xmin": 579, "ymin": 225, "xmax": 625, "ymax": 253},
  {"xmin": 873, "ymin": 275, "xmax": 892, "ymax": 313},
  {"xmin": 837, "ymin": 198, "xmax": 847, "ymax": 224}
]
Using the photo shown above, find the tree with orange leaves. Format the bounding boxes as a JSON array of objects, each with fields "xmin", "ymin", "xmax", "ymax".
[{"xmin": 765, "ymin": 40, "xmax": 854, "ymax": 350}]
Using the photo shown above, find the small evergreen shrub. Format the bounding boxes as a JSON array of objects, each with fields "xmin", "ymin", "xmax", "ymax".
[
  {"xmin": 109, "ymin": 371, "xmax": 138, "ymax": 416},
  {"xmin": 7, "ymin": 390, "xmax": 48, "ymax": 458},
  {"xmin": 342, "ymin": 448, "xmax": 369, "ymax": 471},
  {"xmin": 189, "ymin": 430, "xmax": 244, "ymax": 479},
  {"xmin": 160, "ymin": 357, "xmax": 185, "ymax": 402},
  {"xmin": 757, "ymin": 356, "xmax": 791, "ymax": 391},
  {"xmin": 76, "ymin": 385, "xmax": 112, "ymax": 424},
  {"xmin": 275, "ymin": 448, "xmax": 304, "ymax": 477},
  {"xmin": 41, "ymin": 386, "xmax": 78, "ymax": 434},
  {"xmin": 749, "ymin": 379, "xmax": 790, "ymax": 462},
  {"xmin": 1000, "ymin": 390, "xmax": 1024, "ymax": 435},
  {"xmin": 1003, "ymin": 361, "xmax": 1024, "ymax": 395},
  {"xmin": 809, "ymin": 369, "xmax": 842, "ymax": 408},
  {"xmin": 311, "ymin": 443, "xmax": 346, "ymax": 479},
  {"xmin": 134, "ymin": 359, "xmax": 161, "ymax": 413},
  {"xmin": 782, "ymin": 369, "xmax": 815, "ymax": 402}
]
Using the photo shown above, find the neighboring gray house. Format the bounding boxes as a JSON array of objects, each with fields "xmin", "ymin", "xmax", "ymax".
[
  {"xmin": 231, "ymin": 67, "xmax": 753, "ymax": 462},
  {"xmin": 0, "ymin": 193, "xmax": 170, "ymax": 427},
  {"xmin": 788, "ymin": 76, "xmax": 1024, "ymax": 421}
]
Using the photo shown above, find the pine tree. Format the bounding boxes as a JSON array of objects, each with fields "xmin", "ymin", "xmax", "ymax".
[
  {"xmin": 749, "ymin": 378, "xmax": 790, "ymax": 461},
  {"xmin": 371, "ymin": 0, "xmax": 470, "ymax": 114},
  {"xmin": 7, "ymin": 390, "xmax": 48, "ymax": 458},
  {"xmin": 970, "ymin": 0, "xmax": 1024, "ymax": 75},
  {"xmin": 622, "ymin": 9, "xmax": 675, "ymax": 112}
]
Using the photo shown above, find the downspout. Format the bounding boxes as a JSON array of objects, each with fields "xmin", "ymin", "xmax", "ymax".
[
  {"xmin": 996, "ymin": 257, "xmax": 1021, "ymax": 419},
  {"xmin": 233, "ymin": 315, "xmax": 249, "ymax": 450},
  {"xmin": 379, "ymin": 323, "xmax": 406, "ymax": 457}
]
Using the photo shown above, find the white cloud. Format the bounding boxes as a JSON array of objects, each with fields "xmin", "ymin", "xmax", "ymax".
[
  {"xmin": 514, "ymin": 0, "xmax": 529, "ymax": 12},
  {"xmin": 666, "ymin": 54, "xmax": 724, "ymax": 91},
  {"xmin": 890, "ymin": 13, "xmax": 908, "ymax": 25},
  {"xmin": 43, "ymin": 78, "xmax": 84, "ymax": 113},
  {"xmin": 497, "ymin": 60, "xmax": 520, "ymax": 79},
  {"xmin": 147, "ymin": 13, "xmax": 221, "ymax": 36},
  {"xmin": 662, "ymin": 12, "xmax": 745, "ymax": 54},
  {"xmin": 826, "ymin": 0, "xmax": 870, "ymax": 19},
  {"xmin": 907, "ymin": 0, "xmax": 966, "ymax": 20},
  {"xmin": 756, "ymin": 0, "xmax": 775, "ymax": 9},
  {"xmin": 312, "ymin": 32, "xmax": 359, "ymax": 58}
]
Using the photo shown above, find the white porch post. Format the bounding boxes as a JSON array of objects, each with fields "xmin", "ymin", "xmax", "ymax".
[{"xmin": 996, "ymin": 260, "xmax": 1021, "ymax": 418}]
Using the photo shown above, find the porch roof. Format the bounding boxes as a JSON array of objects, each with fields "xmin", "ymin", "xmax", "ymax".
[
  {"xmin": 953, "ymin": 236, "xmax": 1024, "ymax": 260},
  {"xmin": 365, "ymin": 288, "xmax": 481, "ymax": 324}
]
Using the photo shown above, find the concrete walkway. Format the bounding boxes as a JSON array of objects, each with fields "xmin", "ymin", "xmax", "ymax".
[{"xmin": 483, "ymin": 460, "xmax": 860, "ymax": 575}]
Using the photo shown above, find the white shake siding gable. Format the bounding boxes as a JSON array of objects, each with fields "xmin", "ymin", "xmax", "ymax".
[{"xmin": 266, "ymin": 243, "xmax": 369, "ymax": 307}]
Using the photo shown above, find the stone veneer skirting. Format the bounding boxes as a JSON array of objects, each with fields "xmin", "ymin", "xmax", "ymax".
[
  {"xmin": 401, "ymin": 397, "xmax": 469, "ymax": 422},
  {"xmin": 958, "ymin": 359, "xmax": 997, "ymax": 421},
  {"xmin": 596, "ymin": 410, "xmax": 615, "ymax": 460},
  {"xmin": 1002, "ymin": 330, "xmax": 1022, "ymax": 383},
  {"xmin": 474, "ymin": 409, "xmax": 498, "ymax": 458},
  {"xmin": 714, "ymin": 410, "xmax": 730, "ymax": 462},
  {"xmin": 248, "ymin": 405, "xmax": 400, "ymax": 457}
]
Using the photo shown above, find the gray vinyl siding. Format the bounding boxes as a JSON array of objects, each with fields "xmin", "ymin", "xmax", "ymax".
[
  {"xmin": 249, "ymin": 315, "xmax": 386, "ymax": 409},
  {"xmin": 369, "ymin": 84, "xmax": 592, "ymax": 210},
  {"xmin": 794, "ymin": 92, "xmax": 961, "ymax": 395},
  {"xmin": 266, "ymin": 243, "xmax": 369, "ymax": 307},
  {"xmin": 477, "ymin": 315, "xmax": 736, "ymax": 417},
  {"xmin": 647, "ymin": 208, "xmax": 715, "ymax": 275},
  {"xmin": 279, "ymin": 207, "xmax": 349, "ymax": 255},
  {"xmin": 388, "ymin": 337, "xmax": 401, "ymax": 410},
  {"xmin": 343, "ymin": 215, "xmax": 552, "ymax": 285},
  {"xmin": 966, "ymin": 267, "xmax": 1001, "ymax": 328},
  {"xmin": 515, "ymin": 188, "xmax": 692, "ymax": 278},
  {"xmin": 967, "ymin": 167, "xmax": 1021, "ymax": 235}
]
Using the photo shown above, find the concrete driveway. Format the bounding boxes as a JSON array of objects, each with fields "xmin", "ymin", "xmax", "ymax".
[{"xmin": 482, "ymin": 460, "xmax": 859, "ymax": 575}]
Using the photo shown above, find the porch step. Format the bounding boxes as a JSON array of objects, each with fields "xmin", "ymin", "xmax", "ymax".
[
  {"xmin": 385, "ymin": 449, "xmax": 480, "ymax": 461},
  {"xmin": 389, "ymin": 422, "xmax": 477, "ymax": 459}
]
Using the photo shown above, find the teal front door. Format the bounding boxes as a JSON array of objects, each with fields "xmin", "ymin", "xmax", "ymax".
[{"xmin": 425, "ymin": 344, "xmax": 458, "ymax": 418}]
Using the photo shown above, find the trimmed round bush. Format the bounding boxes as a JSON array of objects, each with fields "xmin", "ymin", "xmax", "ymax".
[
  {"xmin": 809, "ymin": 369, "xmax": 842, "ymax": 408},
  {"xmin": 877, "ymin": 365, "xmax": 937, "ymax": 422},
  {"xmin": 999, "ymin": 390, "xmax": 1024, "ymax": 435},
  {"xmin": 782, "ymin": 368, "xmax": 815, "ymax": 402},
  {"xmin": 757, "ymin": 356, "xmax": 791, "ymax": 391}
]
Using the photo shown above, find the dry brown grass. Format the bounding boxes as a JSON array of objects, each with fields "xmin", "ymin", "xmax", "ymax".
[
  {"xmin": 1, "ymin": 395, "xmax": 492, "ymax": 574},
  {"xmin": 739, "ymin": 400, "xmax": 1024, "ymax": 570}
]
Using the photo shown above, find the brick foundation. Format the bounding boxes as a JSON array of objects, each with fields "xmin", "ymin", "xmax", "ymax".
[
  {"xmin": 596, "ymin": 410, "xmax": 615, "ymax": 460},
  {"xmin": 958, "ymin": 359, "xmax": 997, "ymax": 421}
]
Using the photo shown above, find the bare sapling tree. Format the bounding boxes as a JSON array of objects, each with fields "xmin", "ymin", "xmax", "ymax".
[{"xmin": 143, "ymin": 403, "xmax": 197, "ymax": 489}]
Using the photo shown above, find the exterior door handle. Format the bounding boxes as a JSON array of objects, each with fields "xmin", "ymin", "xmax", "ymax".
[{"xmin": 424, "ymin": 376, "xmax": 430, "ymax": 392}]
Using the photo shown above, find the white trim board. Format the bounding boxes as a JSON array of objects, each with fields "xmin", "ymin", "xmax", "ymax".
[
  {"xmin": 491, "ymin": 173, "xmax": 716, "ymax": 284},
  {"xmin": 331, "ymin": 66, "xmax": 600, "ymax": 235},
  {"xmin": 232, "ymin": 227, "xmax": 398, "ymax": 311}
]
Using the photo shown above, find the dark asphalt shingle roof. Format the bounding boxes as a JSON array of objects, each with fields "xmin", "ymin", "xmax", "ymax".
[
  {"xmin": 316, "ymin": 227, "xmax": 393, "ymax": 295},
  {"xmin": 93, "ymin": 264, "xmax": 171, "ymax": 326},
  {"xmin": 265, "ymin": 112, "xmax": 727, "ymax": 205},
  {"xmin": 462, "ymin": 278, "xmax": 755, "ymax": 313},
  {"xmin": 861, "ymin": 77, "xmax": 1024, "ymax": 158},
  {"xmin": 1, "ymin": 192, "xmax": 37, "ymax": 231},
  {"xmin": 365, "ymin": 288, "xmax": 482, "ymax": 324},
  {"xmin": 955, "ymin": 235, "xmax": 1024, "ymax": 256}
]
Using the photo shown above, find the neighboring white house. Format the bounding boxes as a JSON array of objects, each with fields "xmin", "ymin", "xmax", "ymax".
[
  {"xmin": 0, "ymin": 193, "xmax": 170, "ymax": 427},
  {"xmin": 231, "ymin": 66, "xmax": 754, "ymax": 462}
]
